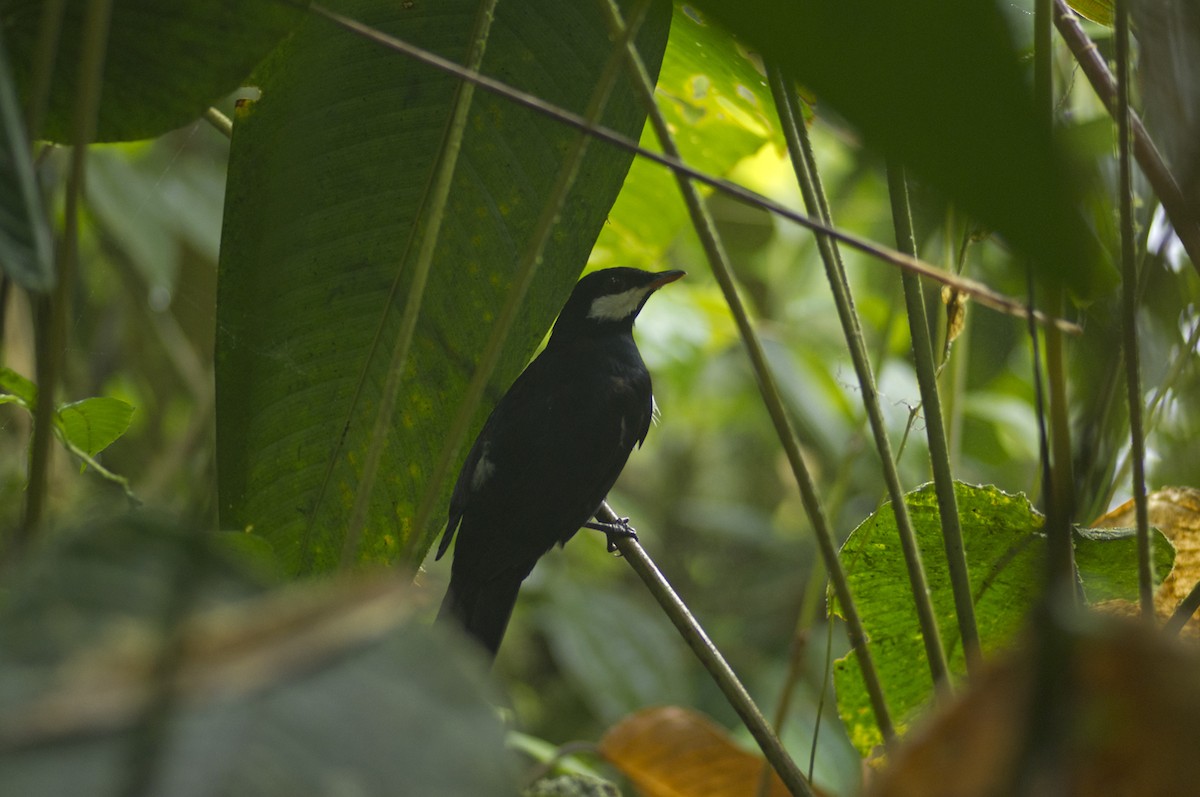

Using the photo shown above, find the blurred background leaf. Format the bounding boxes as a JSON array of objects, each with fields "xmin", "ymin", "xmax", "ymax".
[{"xmin": 0, "ymin": 514, "xmax": 517, "ymax": 797}]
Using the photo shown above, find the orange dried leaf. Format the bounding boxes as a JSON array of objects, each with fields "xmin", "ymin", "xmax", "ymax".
[{"xmin": 600, "ymin": 706, "xmax": 802, "ymax": 797}]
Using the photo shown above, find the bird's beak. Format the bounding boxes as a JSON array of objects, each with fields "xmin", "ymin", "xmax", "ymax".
[{"xmin": 648, "ymin": 270, "xmax": 686, "ymax": 290}]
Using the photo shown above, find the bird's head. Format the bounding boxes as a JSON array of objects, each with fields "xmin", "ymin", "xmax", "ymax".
[{"xmin": 550, "ymin": 268, "xmax": 685, "ymax": 341}]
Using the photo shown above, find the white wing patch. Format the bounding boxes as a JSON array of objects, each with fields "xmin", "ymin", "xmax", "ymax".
[
  {"xmin": 651, "ymin": 394, "xmax": 661, "ymax": 425},
  {"xmin": 588, "ymin": 285, "xmax": 651, "ymax": 321},
  {"xmin": 471, "ymin": 447, "xmax": 495, "ymax": 491}
]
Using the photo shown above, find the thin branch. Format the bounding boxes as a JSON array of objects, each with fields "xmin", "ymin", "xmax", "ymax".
[
  {"xmin": 767, "ymin": 65, "xmax": 949, "ymax": 689},
  {"xmin": 885, "ymin": 160, "xmax": 980, "ymax": 673},
  {"xmin": 1164, "ymin": 579, "xmax": 1200, "ymax": 636},
  {"xmin": 598, "ymin": 503, "xmax": 816, "ymax": 797},
  {"xmin": 21, "ymin": 0, "xmax": 112, "ymax": 551},
  {"xmin": 1113, "ymin": 0, "xmax": 1154, "ymax": 617},
  {"xmin": 598, "ymin": 0, "xmax": 895, "ymax": 750},
  {"xmin": 1054, "ymin": 0, "xmax": 1200, "ymax": 277},
  {"xmin": 296, "ymin": 2, "xmax": 1081, "ymax": 335}
]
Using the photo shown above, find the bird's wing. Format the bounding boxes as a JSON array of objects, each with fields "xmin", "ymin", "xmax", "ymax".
[{"xmin": 435, "ymin": 409, "xmax": 494, "ymax": 561}]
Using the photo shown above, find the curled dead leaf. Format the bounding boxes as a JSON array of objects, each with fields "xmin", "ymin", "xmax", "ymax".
[{"xmin": 600, "ymin": 706, "xmax": 824, "ymax": 797}]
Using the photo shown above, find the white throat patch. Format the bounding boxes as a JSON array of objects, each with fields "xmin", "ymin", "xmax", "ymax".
[{"xmin": 587, "ymin": 285, "xmax": 650, "ymax": 322}]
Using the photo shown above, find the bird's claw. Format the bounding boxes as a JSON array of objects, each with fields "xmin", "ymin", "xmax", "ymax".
[{"xmin": 583, "ymin": 517, "xmax": 638, "ymax": 554}]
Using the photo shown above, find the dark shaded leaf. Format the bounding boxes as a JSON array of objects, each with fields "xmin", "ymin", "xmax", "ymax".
[
  {"xmin": 0, "ymin": 29, "xmax": 52, "ymax": 290},
  {"xmin": 0, "ymin": 0, "xmax": 302, "ymax": 142}
]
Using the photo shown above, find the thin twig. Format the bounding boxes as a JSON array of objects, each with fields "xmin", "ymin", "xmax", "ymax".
[
  {"xmin": 1164, "ymin": 579, "xmax": 1200, "ymax": 636},
  {"xmin": 598, "ymin": 503, "xmax": 815, "ymax": 797},
  {"xmin": 20, "ymin": 0, "xmax": 112, "ymax": 552},
  {"xmin": 202, "ymin": 107, "xmax": 232, "ymax": 139},
  {"xmin": 597, "ymin": 0, "xmax": 895, "ymax": 755},
  {"xmin": 295, "ymin": 2, "xmax": 1080, "ymax": 335},
  {"xmin": 1113, "ymin": 0, "xmax": 1154, "ymax": 617},
  {"xmin": 885, "ymin": 159, "xmax": 980, "ymax": 673}
]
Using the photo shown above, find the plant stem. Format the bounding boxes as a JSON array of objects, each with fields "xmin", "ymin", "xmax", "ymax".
[
  {"xmin": 21, "ymin": 0, "xmax": 112, "ymax": 551},
  {"xmin": 886, "ymin": 161, "xmax": 980, "ymax": 673},
  {"xmin": 767, "ymin": 64, "xmax": 949, "ymax": 689},
  {"xmin": 599, "ymin": 503, "xmax": 816, "ymax": 797},
  {"xmin": 1165, "ymin": 579, "xmax": 1200, "ymax": 636},
  {"xmin": 1113, "ymin": 0, "xmax": 1153, "ymax": 617},
  {"xmin": 597, "ymin": 0, "xmax": 895, "ymax": 748}
]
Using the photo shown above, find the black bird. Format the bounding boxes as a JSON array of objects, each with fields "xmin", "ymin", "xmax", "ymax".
[{"xmin": 436, "ymin": 267, "xmax": 684, "ymax": 658}]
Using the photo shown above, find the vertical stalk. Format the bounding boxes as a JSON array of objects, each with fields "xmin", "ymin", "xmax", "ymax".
[
  {"xmin": 1114, "ymin": 0, "xmax": 1153, "ymax": 616},
  {"xmin": 21, "ymin": 0, "xmax": 112, "ymax": 548},
  {"xmin": 597, "ymin": 0, "xmax": 895, "ymax": 746},
  {"xmin": 767, "ymin": 64, "xmax": 950, "ymax": 689},
  {"xmin": 1011, "ymin": 4, "xmax": 1078, "ymax": 791},
  {"xmin": 886, "ymin": 161, "xmax": 980, "ymax": 672}
]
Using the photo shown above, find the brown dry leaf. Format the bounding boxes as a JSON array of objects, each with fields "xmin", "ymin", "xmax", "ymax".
[
  {"xmin": 1092, "ymin": 486, "xmax": 1200, "ymax": 635},
  {"xmin": 600, "ymin": 706, "xmax": 817, "ymax": 797},
  {"xmin": 940, "ymin": 285, "xmax": 967, "ymax": 348},
  {"xmin": 868, "ymin": 621, "xmax": 1200, "ymax": 797}
]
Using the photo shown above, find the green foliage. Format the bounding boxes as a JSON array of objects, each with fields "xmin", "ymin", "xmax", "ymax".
[
  {"xmin": 57, "ymin": 396, "xmax": 135, "ymax": 457},
  {"xmin": 0, "ymin": 0, "xmax": 1196, "ymax": 792},
  {"xmin": 831, "ymin": 482, "xmax": 1175, "ymax": 754},
  {"xmin": 594, "ymin": 3, "xmax": 782, "ymax": 269}
]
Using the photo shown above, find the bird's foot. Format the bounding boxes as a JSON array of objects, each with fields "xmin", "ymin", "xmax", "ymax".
[{"xmin": 583, "ymin": 517, "xmax": 638, "ymax": 554}]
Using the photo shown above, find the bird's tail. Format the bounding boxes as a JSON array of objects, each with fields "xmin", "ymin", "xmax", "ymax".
[{"xmin": 437, "ymin": 571, "xmax": 523, "ymax": 660}]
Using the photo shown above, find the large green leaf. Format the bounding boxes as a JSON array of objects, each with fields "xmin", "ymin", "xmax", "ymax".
[
  {"xmin": 831, "ymin": 482, "xmax": 1174, "ymax": 754},
  {"xmin": 595, "ymin": 3, "xmax": 782, "ymax": 269},
  {"xmin": 0, "ymin": 0, "xmax": 301, "ymax": 142},
  {"xmin": 687, "ymin": 0, "xmax": 1107, "ymax": 294},
  {"xmin": 216, "ymin": 0, "xmax": 671, "ymax": 575}
]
